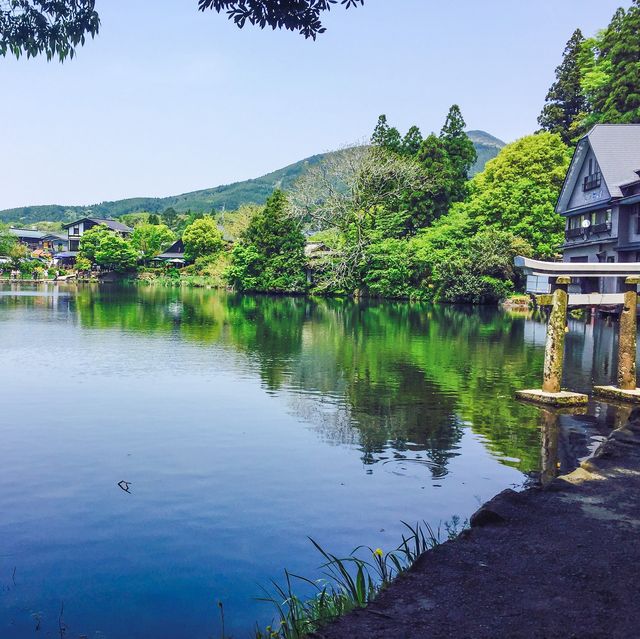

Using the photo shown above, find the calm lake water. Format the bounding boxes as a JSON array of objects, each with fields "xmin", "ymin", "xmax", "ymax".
[{"xmin": 0, "ymin": 283, "xmax": 630, "ymax": 638}]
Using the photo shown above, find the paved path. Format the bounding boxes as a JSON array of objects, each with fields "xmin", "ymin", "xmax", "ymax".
[{"xmin": 316, "ymin": 409, "xmax": 640, "ymax": 639}]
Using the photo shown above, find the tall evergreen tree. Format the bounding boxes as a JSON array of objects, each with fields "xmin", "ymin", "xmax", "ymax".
[
  {"xmin": 228, "ymin": 190, "xmax": 307, "ymax": 292},
  {"xmin": 401, "ymin": 125, "xmax": 423, "ymax": 156},
  {"xmin": 371, "ymin": 115, "xmax": 402, "ymax": 154},
  {"xmin": 439, "ymin": 105, "xmax": 476, "ymax": 202},
  {"xmin": 411, "ymin": 134, "xmax": 456, "ymax": 227},
  {"xmin": 597, "ymin": 1, "xmax": 640, "ymax": 123},
  {"xmin": 538, "ymin": 29, "xmax": 588, "ymax": 143}
]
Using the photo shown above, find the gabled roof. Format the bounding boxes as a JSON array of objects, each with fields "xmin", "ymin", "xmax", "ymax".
[
  {"xmin": 157, "ymin": 239, "xmax": 184, "ymax": 259},
  {"xmin": 588, "ymin": 124, "xmax": 640, "ymax": 197},
  {"xmin": 557, "ymin": 124, "xmax": 640, "ymax": 213},
  {"xmin": 9, "ymin": 228, "xmax": 46, "ymax": 240},
  {"xmin": 62, "ymin": 217, "xmax": 133, "ymax": 233}
]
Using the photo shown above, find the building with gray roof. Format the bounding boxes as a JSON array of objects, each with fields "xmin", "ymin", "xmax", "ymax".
[{"xmin": 558, "ymin": 124, "xmax": 640, "ymax": 293}]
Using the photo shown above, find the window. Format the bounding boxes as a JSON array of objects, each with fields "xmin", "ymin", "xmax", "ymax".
[{"xmin": 72, "ymin": 226, "xmax": 80, "ymax": 235}]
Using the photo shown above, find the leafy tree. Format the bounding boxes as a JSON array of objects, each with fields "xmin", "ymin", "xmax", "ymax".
[
  {"xmin": 228, "ymin": 190, "xmax": 307, "ymax": 293},
  {"xmin": 79, "ymin": 225, "xmax": 111, "ymax": 263},
  {"xmin": 8, "ymin": 242, "xmax": 28, "ymax": 269},
  {"xmin": 130, "ymin": 223, "xmax": 175, "ymax": 262},
  {"xmin": 148, "ymin": 213, "xmax": 161, "ymax": 225},
  {"xmin": 1, "ymin": 0, "xmax": 364, "ymax": 61},
  {"xmin": 460, "ymin": 132, "xmax": 570, "ymax": 258},
  {"xmin": 94, "ymin": 234, "xmax": 139, "ymax": 272},
  {"xmin": 161, "ymin": 207, "xmax": 179, "ymax": 229},
  {"xmin": 182, "ymin": 216, "xmax": 224, "ymax": 262},
  {"xmin": 74, "ymin": 255, "xmax": 92, "ymax": 272},
  {"xmin": 440, "ymin": 105, "xmax": 477, "ymax": 201},
  {"xmin": 0, "ymin": 0, "xmax": 100, "ymax": 61},
  {"xmin": 198, "ymin": 0, "xmax": 364, "ymax": 39},
  {"xmin": 538, "ymin": 29, "xmax": 588, "ymax": 144},
  {"xmin": 0, "ymin": 224, "xmax": 16, "ymax": 256}
]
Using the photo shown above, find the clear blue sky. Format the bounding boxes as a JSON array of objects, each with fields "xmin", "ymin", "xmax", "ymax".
[{"xmin": 0, "ymin": 0, "xmax": 625, "ymax": 210}]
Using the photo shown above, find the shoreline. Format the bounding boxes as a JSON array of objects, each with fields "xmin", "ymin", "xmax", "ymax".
[{"xmin": 315, "ymin": 409, "xmax": 640, "ymax": 639}]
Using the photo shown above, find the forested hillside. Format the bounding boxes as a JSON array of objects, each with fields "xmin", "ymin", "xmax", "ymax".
[{"xmin": 0, "ymin": 132, "xmax": 503, "ymax": 225}]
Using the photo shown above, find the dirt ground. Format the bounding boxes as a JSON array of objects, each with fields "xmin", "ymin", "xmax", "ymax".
[{"xmin": 314, "ymin": 409, "xmax": 640, "ymax": 639}]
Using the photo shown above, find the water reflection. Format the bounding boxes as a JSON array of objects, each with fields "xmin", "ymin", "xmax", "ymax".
[{"xmin": 0, "ymin": 283, "xmax": 633, "ymax": 638}]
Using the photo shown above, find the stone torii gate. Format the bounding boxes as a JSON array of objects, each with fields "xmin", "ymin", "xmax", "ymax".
[{"xmin": 513, "ymin": 256, "xmax": 640, "ymax": 406}]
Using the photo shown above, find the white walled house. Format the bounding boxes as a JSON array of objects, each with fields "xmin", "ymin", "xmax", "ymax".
[{"xmin": 62, "ymin": 217, "xmax": 133, "ymax": 253}]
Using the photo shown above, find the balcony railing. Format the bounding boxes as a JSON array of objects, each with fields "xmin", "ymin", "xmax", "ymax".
[
  {"xmin": 592, "ymin": 221, "xmax": 612, "ymax": 234},
  {"xmin": 565, "ymin": 227, "xmax": 584, "ymax": 240},
  {"xmin": 583, "ymin": 172, "xmax": 602, "ymax": 191}
]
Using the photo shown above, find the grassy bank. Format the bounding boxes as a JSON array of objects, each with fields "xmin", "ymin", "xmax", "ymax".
[{"xmin": 250, "ymin": 519, "xmax": 466, "ymax": 639}]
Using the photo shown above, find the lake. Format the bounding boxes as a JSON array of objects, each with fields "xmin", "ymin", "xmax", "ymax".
[{"xmin": 0, "ymin": 283, "xmax": 629, "ymax": 638}]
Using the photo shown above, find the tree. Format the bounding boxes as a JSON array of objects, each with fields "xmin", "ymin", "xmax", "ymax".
[
  {"xmin": 8, "ymin": 242, "xmax": 27, "ymax": 269},
  {"xmin": 595, "ymin": 0, "xmax": 640, "ymax": 124},
  {"xmin": 0, "ymin": 224, "xmax": 16, "ymax": 256},
  {"xmin": 182, "ymin": 216, "xmax": 225, "ymax": 262},
  {"xmin": 440, "ymin": 105, "xmax": 477, "ymax": 201},
  {"xmin": 538, "ymin": 29, "xmax": 587, "ymax": 144},
  {"xmin": 197, "ymin": 0, "xmax": 364, "ymax": 39},
  {"xmin": 1, "ymin": 0, "xmax": 364, "ymax": 62},
  {"xmin": 227, "ymin": 190, "xmax": 307, "ymax": 292},
  {"xmin": 460, "ymin": 132, "xmax": 570, "ymax": 257},
  {"xmin": 412, "ymin": 134, "xmax": 457, "ymax": 227},
  {"xmin": 0, "ymin": 0, "xmax": 100, "ymax": 61},
  {"xmin": 94, "ymin": 234, "xmax": 139, "ymax": 272},
  {"xmin": 371, "ymin": 115, "xmax": 423, "ymax": 157},
  {"xmin": 130, "ymin": 223, "xmax": 175, "ymax": 262},
  {"xmin": 371, "ymin": 115, "xmax": 403, "ymax": 154},
  {"xmin": 161, "ymin": 207, "xmax": 179, "ymax": 229},
  {"xmin": 79, "ymin": 225, "xmax": 111, "ymax": 263},
  {"xmin": 147, "ymin": 213, "xmax": 161, "ymax": 225}
]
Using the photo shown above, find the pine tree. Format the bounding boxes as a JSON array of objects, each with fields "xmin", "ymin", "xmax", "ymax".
[
  {"xmin": 228, "ymin": 190, "xmax": 307, "ymax": 292},
  {"xmin": 411, "ymin": 134, "xmax": 456, "ymax": 227},
  {"xmin": 597, "ymin": 1, "xmax": 640, "ymax": 123},
  {"xmin": 370, "ymin": 115, "xmax": 402, "ymax": 154},
  {"xmin": 439, "ymin": 105, "xmax": 476, "ymax": 202},
  {"xmin": 401, "ymin": 125, "xmax": 423, "ymax": 156},
  {"xmin": 538, "ymin": 29, "xmax": 587, "ymax": 143}
]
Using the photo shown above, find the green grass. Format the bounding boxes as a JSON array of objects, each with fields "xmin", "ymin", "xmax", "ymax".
[{"xmin": 252, "ymin": 519, "xmax": 467, "ymax": 639}]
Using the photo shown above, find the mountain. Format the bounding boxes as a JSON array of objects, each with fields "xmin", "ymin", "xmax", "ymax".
[
  {"xmin": 0, "ymin": 131, "xmax": 505, "ymax": 225},
  {"xmin": 467, "ymin": 130, "xmax": 506, "ymax": 176}
]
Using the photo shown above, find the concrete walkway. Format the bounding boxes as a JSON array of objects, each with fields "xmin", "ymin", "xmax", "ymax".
[{"xmin": 316, "ymin": 409, "xmax": 640, "ymax": 639}]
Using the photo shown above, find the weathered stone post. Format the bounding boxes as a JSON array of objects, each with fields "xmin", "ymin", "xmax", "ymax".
[
  {"xmin": 617, "ymin": 277, "xmax": 639, "ymax": 390},
  {"xmin": 516, "ymin": 276, "xmax": 587, "ymax": 405},
  {"xmin": 542, "ymin": 277, "xmax": 571, "ymax": 393},
  {"xmin": 594, "ymin": 276, "xmax": 640, "ymax": 402}
]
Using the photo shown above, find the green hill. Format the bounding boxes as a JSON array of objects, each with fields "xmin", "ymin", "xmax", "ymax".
[{"xmin": 0, "ymin": 131, "xmax": 505, "ymax": 225}]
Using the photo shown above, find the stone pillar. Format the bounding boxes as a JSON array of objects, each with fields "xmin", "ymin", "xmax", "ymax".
[
  {"xmin": 617, "ymin": 276, "xmax": 640, "ymax": 390},
  {"xmin": 542, "ymin": 277, "xmax": 570, "ymax": 394}
]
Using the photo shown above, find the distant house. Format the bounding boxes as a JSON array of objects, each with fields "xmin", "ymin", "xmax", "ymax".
[
  {"xmin": 62, "ymin": 217, "xmax": 133, "ymax": 253},
  {"xmin": 154, "ymin": 239, "xmax": 186, "ymax": 265},
  {"xmin": 9, "ymin": 228, "xmax": 68, "ymax": 254},
  {"xmin": 558, "ymin": 124, "xmax": 640, "ymax": 292}
]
